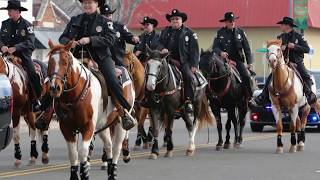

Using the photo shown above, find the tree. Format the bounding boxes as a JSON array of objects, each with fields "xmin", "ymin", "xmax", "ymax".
[{"xmin": 107, "ymin": 0, "xmax": 142, "ymax": 24}]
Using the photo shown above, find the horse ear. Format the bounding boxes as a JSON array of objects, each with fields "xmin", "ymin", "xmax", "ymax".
[
  {"xmin": 48, "ymin": 39, "xmax": 55, "ymax": 49},
  {"xmin": 200, "ymin": 48, "xmax": 204, "ymax": 55},
  {"xmin": 65, "ymin": 40, "xmax": 74, "ymax": 51}
]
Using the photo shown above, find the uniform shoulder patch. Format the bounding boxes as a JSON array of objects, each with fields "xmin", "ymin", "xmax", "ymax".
[
  {"xmin": 192, "ymin": 33, "xmax": 198, "ymax": 39},
  {"xmin": 27, "ymin": 26, "xmax": 33, "ymax": 34},
  {"xmin": 107, "ymin": 21, "xmax": 114, "ymax": 30},
  {"xmin": 123, "ymin": 25, "xmax": 129, "ymax": 32}
]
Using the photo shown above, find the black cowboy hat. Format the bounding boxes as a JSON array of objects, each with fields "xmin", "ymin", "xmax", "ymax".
[
  {"xmin": 79, "ymin": 0, "xmax": 105, "ymax": 7},
  {"xmin": 219, "ymin": 12, "xmax": 239, "ymax": 22},
  {"xmin": 0, "ymin": 0, "xmax": 28, "ymax": 11},
  {"xmin": 140, "ymin": 16, "xmax": 158, "ymax": 27},
  {"xmin": 166, "ymin": 9, "xmax": 188, "ymax": 22},
  {"xmin": 276, "ymin": 16, "xmax": 298, "ymax": 27},
  {"xmin": 100, "ymin": 4, "xmax": 116, "ymax": 15}
]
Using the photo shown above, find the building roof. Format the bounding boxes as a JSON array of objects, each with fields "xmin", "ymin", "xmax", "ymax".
[
  {"xmin": 34, "ymin": 29, "xmax": 62, "ymax": 49},
  {"xmin": 127, "ymin": 0, "xmax": 320, "ymax": 29}
]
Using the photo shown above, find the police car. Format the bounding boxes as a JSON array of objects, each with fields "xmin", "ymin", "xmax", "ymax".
[
  {"xmin": 250, "ymin": 72, "xmax": 320, "ymax": 132},
  {"xmin": 0, "ymin": 74, "xmax": 13, "ymax": 151}
]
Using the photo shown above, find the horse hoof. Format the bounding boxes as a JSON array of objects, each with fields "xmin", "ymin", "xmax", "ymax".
[
  {"xmin": 14, "ymin": 160, "xmax": 22, "ymax": 168},
  {"xmin": 123, "ymin": 156, "xmax": 131, "ymax": 163},
  {"xmin": 186, "ymin": 149, "xmax": 194, "ymax": 157},
  {"xmin": 297, "ymin": 143, "xmax": 305, "ymax": 152},
  {"xmin": 164, "ymin": 151, "xmax": 173, "ymax": 158},
  {"xmin": 289, "ymin": 145, "xmax": 297, "ymax": 153},
  {"xmin": 234, "ymin": 143, "xmax": 241, "ymax": 149},
  {"xmin": 149, "ymin": 153, "xmax": 158, "ymax": 160},
  {"xmin": 223, "ymin": 143, "xmax": 231, "ymax": 149},
  {"xmin": 276, "ymin": 147, "xmax": 284, "ymax": 154},
  {"xmin": 28, "ymin": 157, "xmax": 36, "ymax": 166},
  {"xmin": 216, "ymin": 146, "xmax": 223, "ymax": 151},
  {"xmin": 42, "ymin": 153, "xmax": 49, "ymax": 164},
  {"xmin": 101, "ymin": 161, "xmax": 108, "ymax": 170}
]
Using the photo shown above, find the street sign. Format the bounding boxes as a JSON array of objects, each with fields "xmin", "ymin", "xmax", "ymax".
[
  {"xmin": 309, "ymin": 47, "xmax": 314, "ymax": 56},
  {"xmin": 256, "ymin": 48, "xmax": 268, "ymax": 53},
  {"xmin": 294, "ymin": 0, "xmax": 308, "ymax": 30}
]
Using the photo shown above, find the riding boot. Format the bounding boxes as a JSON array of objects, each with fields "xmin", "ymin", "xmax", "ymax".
[
  {"xmin": 304, "ymin": 82, "xmax": 317, "ymax": 104},
  {"xmin": 114, "ymin": 103, "xmax": 137, "ymax": 131},
  {"xmin": 184, "ymin": 97, "xmax": 194, "ymax": 113},
  {"xmin": 249, "ymin": 75, "xmax": 272, "ymax": 108}
]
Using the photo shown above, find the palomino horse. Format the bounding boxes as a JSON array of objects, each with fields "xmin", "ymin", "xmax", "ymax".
[
  {"xmin": 145, "ymin": 48, "xmax": 213, "ymax": 159},
  {"xmin": 266, "ymin": 40, "xmax": 320, "ymax": 154},
  {"xmin": 47, "ymin": 40, "xmax": 134, "ymax": 180},
  {"xmin": 0, "ymin": 55, "xmax": 52, "ymax": 166},
  {"xmin": 123, "ymin": 51, "xmax": 153, "ymax": 149},
  {"xmin": 199, "ymin": 50, "xmax": 249, "ymax": 150}
]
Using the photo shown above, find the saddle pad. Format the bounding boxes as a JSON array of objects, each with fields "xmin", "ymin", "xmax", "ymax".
[
  {"xmin": 116, "ymin": 66, "xmax": 132, "ymax": 87},
  {"xmin": 194, "ymin": 70, "xmax": 208, "ymax": 90}
]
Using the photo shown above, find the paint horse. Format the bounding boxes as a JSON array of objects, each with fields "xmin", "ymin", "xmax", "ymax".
[
  {"xmin": 47, "ymin": 40, "xmax": 134, "ymax": 180},
  {"xmin": 0, "ymin": 55, "xmax": 53, "ymax": 166},
  {"xmin": 145, "ymin": 48, "xmax": 213, "ymax": 159},
  {"xmin": 266, "ymin": 40, "xmax": 320, "ymax": 154}
]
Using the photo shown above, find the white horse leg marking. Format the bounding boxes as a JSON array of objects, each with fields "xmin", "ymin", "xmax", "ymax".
[
  {"xmin": 112, "ymin": 122, "xmax": 126, "ymax": 164},
  {"xmin": 188, "ymin": 121, "xmax": 199, "ymax": 151},
  {"xmin": 66, "ymin": 141, "xmax": 79, "ymax": 166},
  {"xmin": 30, "ymin": 127, "xmax": 37, "ymax": 142},
  {"xmin": 79, "ymin": 140, "xmax": 90, "ymax": 163},
  {"xmin": 13, "ymin": 122, "xmax": 21, "ymax": 144}
]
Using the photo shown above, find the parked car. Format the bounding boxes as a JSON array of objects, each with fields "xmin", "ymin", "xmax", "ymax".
[
  {"xmin": 0, "ymin": 74, "xmax": 13, "ymax": 151},
  {"xmin": 250, "ymin": 72, "xmax": 320, "ymax": 132}
]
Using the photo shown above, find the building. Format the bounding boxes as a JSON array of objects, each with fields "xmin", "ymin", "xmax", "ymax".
[{"xmin": 127, "ymin": 0, "xmax": 320, "ymax": 75}]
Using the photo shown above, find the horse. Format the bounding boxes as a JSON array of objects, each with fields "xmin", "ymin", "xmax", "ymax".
[
  {"xmin": 265, "ymin": 40, "xmax": 320, "ymax": 154},
  {"xmin": 0, "ymin": 54, "xmax": 53, "ymax": 166},
  {"xmin": 145, "ymin": 48, "xmax": 213, "ymax": 159},
  {"xmin": 47, "ymin": 40, "xmax": 134, "ymax": 180},
  {"xmin": 199, "ymin": 50, "xmax": 249, "ymax": 150},
  {"xmin": 123, "ymin": 51, "xmax": 155, "ymax": 150}
]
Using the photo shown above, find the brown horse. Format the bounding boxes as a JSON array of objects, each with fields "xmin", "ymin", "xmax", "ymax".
[
  {"xmin": 266, "ymin": 40, "xmax": 320, "ymax": 154},
  {"xmin": 47, "ymin": 40, "xmax": 134, "ymax": 179},
  {"xmin": 0, "ymin": 55, "xmax": 52, "ymax": 166}
]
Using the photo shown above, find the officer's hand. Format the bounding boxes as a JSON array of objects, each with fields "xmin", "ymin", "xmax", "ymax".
[
  {"xmin": 288, "ymin": 43, "xmax": 295, "ymax": 49},
  {"xmin": 281, "ymin": 45, "xmax": 287, "ymax": 51},
  {"xmin": 78, "ymin": 37, "xmax": 91, "ymax": 45},
  {"xmin": 1, "ymin": 46, "xmax": 8, "ymax": 53},
  {"xmin": 71, "ymin": 41, "xmax": 79, "ymax": 48},
  {"xmin": 132, "ymin": 36, "xmax": 140, "ymax": 44},
  {"xmin": 220, "ymin": 52, "xmax": 228, "ymax": 59},
  {"xmin": 191, "ymin": 66, "xmax": 198, "ymax": 73},
  {"xmin": 247, "ymin": 64, "xmax": 253, "ymax": 70},
  {"xmin": 161, "ymin": 49, "xmax": 169, "ymax": 54},
  {"xmin": 8, "ymin": 47, "xmax": 16, "ymax": 54},
  {"xmin": 135, "ymin": 51, "xmax": 142, "ymax": 56}
]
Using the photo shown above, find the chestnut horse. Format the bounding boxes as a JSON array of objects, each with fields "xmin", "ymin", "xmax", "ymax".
[
  {"xmin": 47, "ymin": 40, "xmax": 134, "ymax": 180},
  {"xmin": 266, "ymin": 40, "xmax": 320, "ymax": 154},
  {"xmin": 0, "ymin": 55, "xmax": 52, "ymax": 166}
]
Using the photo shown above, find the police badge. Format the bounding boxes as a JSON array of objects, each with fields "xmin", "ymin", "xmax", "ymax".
[
  {"xmin": 96, "ymin": 26, "xmax": 102, "ymax": 33},
  {"xmin": 21, "ymin": 29, "xmax": 26, "ymax": 36},
  {"xmin": 116, "ymin": 32, "xmax": 121, "ymax": 38}
]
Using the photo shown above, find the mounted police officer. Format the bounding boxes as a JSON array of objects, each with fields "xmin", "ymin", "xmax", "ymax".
[
  {"xmin": 212, "ymin": 12, "xmax": 254, "ymax": 99},
  {"xmin": 0, "ymin": 0, "xmax": 42, "ymax": 110},
  {"xmin": 59, "ymin": 0, "xmax": 136, "ymax": 131},
  {"xmin": 250, "ymin": 17, "xmax": 316, "ymax": 107},
  {"xmin": 134, "ymin": 16, "xmax": 160, "ymax": 63},
  {"xmin": 157, "ymin": 9, "xmax": 200, "ymax": 113},
  {"xmin": 99, "ymin": 4, "xmax": 139, "ymax": 66}
]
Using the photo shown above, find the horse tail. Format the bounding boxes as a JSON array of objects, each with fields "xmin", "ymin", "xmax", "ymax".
[{"xmin": 198, "ymin": 96, "xmax": 215, "ymax": 129}]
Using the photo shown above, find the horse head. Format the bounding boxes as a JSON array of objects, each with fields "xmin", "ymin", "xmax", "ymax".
[
  {"xmin": 200, "ymin": 50, "xmax": 228, "ymax": 79},
  {"xmin": 47, "ymin": 39, "xmax": 74, "ymax": 97},
  {"xmin": 266, "ymin": 39, "xmax": 284, "ymax": 69},
  {"xmin": 145, "ymin": 46, "xmax": 169, "ymax": 91}
]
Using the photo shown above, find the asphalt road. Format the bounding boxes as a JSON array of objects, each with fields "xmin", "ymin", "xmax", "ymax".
[{"xmin": 1, "ymin": 114, "xmax": 320, "ymax": 180}]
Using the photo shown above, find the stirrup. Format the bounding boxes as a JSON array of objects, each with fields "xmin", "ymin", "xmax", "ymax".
[{"xmin": 121, "ymin": 109, "xmax": 137, "ymax": 131}]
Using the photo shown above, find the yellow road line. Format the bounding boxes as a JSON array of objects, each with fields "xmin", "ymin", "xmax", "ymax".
[{"xmin": 0, "ymin": 134, "xmax": 281, "ymax": 178}]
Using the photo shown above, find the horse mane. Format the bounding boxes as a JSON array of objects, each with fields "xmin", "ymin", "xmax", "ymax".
[{"xmin": 267, "ymin": 39, "xmax": 282, "ymax": 48}]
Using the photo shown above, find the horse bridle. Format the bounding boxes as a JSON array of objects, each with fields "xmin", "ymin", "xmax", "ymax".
[
  {"xmin": 146, "ymin": 57, "xmax": 168, "ymax": 85},
  {"xmin": 48, "ymin": 51, "xmax": 84, "ymax": 92},
  {"xmin": 207, "ymin": 55, "xmax": 231, "ymax": 81}
]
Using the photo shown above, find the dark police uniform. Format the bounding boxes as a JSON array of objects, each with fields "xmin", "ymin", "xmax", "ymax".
[
  {"xmin": 212, "ymin": 27, "xmax": 253, "ymax": 97},
  {"xmin": 134, "ymin": 30, "xmax": 160, "ymax": 62},
  {"xmin": 59, "ymin": 12, "xmax": 133, "ymax": 113},
  {"xmin": 111, "ymin": 22, "xmax": 137, "ymax": 66},
  {"xmin": 0, "ymin": 17, "xmax": 42, "ymax": 98},
  {"xmin": 157, "ymin": 25, "xmax": 200, "ymax": 102}
]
